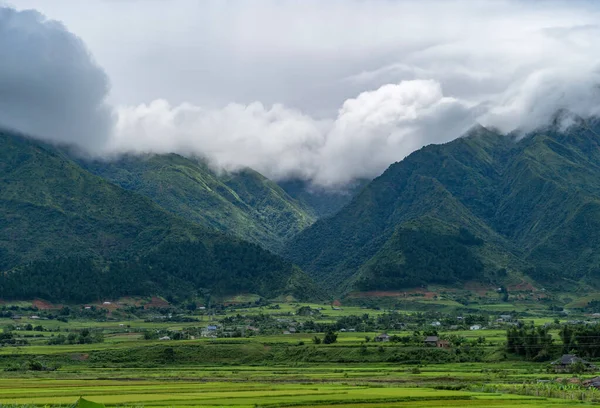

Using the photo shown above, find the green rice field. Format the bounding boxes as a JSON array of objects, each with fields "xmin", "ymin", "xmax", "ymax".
[{"xmin": 0, "ymin": 367, "xmax": 593, "ymax": 408}]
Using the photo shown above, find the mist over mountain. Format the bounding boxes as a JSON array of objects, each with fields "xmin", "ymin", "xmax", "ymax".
[
  {"xmin": 5, "ymin": 2, "xmax": 600, "ymax": 188},
  {"xmin": 285, "ymin": 117, "xmax": 600, "ymax": 293}
]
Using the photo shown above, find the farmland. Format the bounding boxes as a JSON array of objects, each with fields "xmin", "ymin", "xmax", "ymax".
[
  {"xmin": 0, "ymin": 364, "xmax": 594, "ymax": 407},
  {"xmin": 0, "ymin": 294, "xmax": 598, "ymax": 407}
]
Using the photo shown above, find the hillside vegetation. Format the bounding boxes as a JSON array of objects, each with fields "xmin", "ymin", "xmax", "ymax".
[
  {"xmin": 285, "ymin": 118, "xmax": 600, "ymax": 293},
  {"xmin": 77, "ymin": 154, "xmax": 316, "ymax": 253},
  {"xmin": 0, "ymin": 130, "xmax": 320, "ymax": 301}
]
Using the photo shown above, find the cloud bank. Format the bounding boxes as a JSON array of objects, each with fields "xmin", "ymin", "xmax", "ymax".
[
  {"xmin": 4, "ymin": 1, "xmax": 600, "ymax": 186},
  {"xmin": 0, "ymin": 6, "xmax": 112, "ymax": 150}
]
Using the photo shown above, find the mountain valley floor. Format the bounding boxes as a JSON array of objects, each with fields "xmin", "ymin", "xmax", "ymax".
[{"xmin": 0, "ymin": 292, "xmax": 600, "ymax": 407}]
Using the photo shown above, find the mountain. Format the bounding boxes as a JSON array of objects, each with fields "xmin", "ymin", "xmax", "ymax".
[
  {"xmin": 284, "ymin": 117, "xmax": 600, "ymax": 293},
  {"xmin": 77, "ymin": 154, "xmax": 315, "ymax": 253},
  {"xmin": 0, "ymin": 130, "xmax": 321, "ymax": 302},
  {"xmin": 278, "ymin": 179, "xmax": 368, "ymax": 219}
]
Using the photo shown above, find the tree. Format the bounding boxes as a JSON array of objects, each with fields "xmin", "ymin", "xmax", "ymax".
[
  {"xmin": 162, "ymin": 347, "xmax": 176, "ymax": 363},
  {"xmin": 323, "ymin": 331, "xmax": 338, "ymax": 344},
  {"xmin": 312, "ymin": 336, "xmax": 321, "ymax": 344}
]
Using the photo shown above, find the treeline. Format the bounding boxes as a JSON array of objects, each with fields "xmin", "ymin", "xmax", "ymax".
[
  {"xmin": 0, "ymin": 240, "xmax": 300, "ymax": 302},
  {"xmin": 507, "ymin": 323, "xmax": 600, "ymax": 360},
  {"xmin": 506, "ymin": 324, "xmax": 553, "ymax": 361},
  {"xmin": 356, "ymin": 228, "xmax": 484, "ymax": 290},
  {"xmin": 559, "ymin": 324, "xmax": 600, "ymax": 358}
]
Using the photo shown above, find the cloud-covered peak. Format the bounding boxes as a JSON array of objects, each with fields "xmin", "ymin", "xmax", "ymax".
[{"xmin": 5, "ymin": 1, "xmax": 600, "ymax": 187}]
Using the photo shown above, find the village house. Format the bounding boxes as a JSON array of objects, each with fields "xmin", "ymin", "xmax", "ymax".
[
  {"xmin": 201, "ymin": 325, "xmax": 218, "ymax": 338},
  {"xmin": 551, "ymin": 354, "xmax": 597, "ymax": 373},
  {"xmin": 436, "ymin": 340, "xmax": 450, "ymax": 348},
  {"xmin": 583, "ymin": 377, "xmax": 600, "ymax": 389},
  {"xmin": 424, "ymin": 335, "xmax": 439, "ymax": 346},
  {"xmin": 375, "ymin": 333, "xmax": 390, "ymax": 342},
  {"xmin": 424, "ymin": 336, "xmax": 451, "ymax": 348},
  {"xmin": 469, "ymin": 324, "xmax": 482, "ymax": 330}
]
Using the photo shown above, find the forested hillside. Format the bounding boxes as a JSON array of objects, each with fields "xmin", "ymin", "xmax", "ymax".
[
  {"xmin": 285, "ymin": 117, "xmax": 600, "ymax": 293},
  {"xmin": 77, "ymin": 154, "xmax": 315, "ymax": 253},
  {"xmin": 0, "ymin": 130, "xmax": 321, "ymax": 301}
]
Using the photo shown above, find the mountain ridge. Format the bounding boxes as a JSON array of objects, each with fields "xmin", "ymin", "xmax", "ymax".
[{"xmin": 284, "ymin": 118, "xmax": 600, "ymax": 294}]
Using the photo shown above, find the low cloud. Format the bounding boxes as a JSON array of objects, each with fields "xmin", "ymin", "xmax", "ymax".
[
  {"xmin": 0, "ymin": 6, "xmax": 112, "ymax": 149},
  {"xmin": 112, "ymin": 80, "xmax": 474, "ymax": 187},
  {"xmin": 5, "ymin": 2, "xmax": 600, "ymax": 186}
]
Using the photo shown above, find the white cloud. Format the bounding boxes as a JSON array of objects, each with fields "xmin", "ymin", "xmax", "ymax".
[
  {"xmin": 112, "ymin": 80, "xmax": 474, "ymax": 187},
  {"xmin": 112, "ymin": 100, "xmax": 328, "ymax": 182},
  {"xmin": 5, "ymin": 1, "xmax": 600, "ymax": 186}
]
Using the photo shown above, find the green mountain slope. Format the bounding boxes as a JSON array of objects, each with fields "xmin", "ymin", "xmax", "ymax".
[
  {"xmin": 278, "ymin": 179, "xmax": 368, "ymax": 219},
  {"xmin": 0, "ymin": 130, "xmax": 321, "ymax": 302},
  {"xmin": 284, "ymin": 118, "xmax": 600, "ymax": 293},
  {"xmin": 77, "ymin": 154, "xmax": 315, "ymax": 253}
]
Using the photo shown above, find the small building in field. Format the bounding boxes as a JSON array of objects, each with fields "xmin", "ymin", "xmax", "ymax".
[
  {"xmin": 424, "ymin": 336, "xmax": 439, "ymax": 346},
  {"xmin": 159, "ymin": 336, "xmax": 171, "ymax": 341},
  {"xmin": 469, "ymin": 325, "xmax": 482, "ymax": 331},
  {"xmin": 424, "ymin": 336, "xmax": 450, "ymax": 348},
  {"xmin": 375, "ymin": 333, "xmax": 390, "ymax": 342},
  {"xmin": 551, "ymin": 354, "xmax": 596, "ymax": 373},
  {"xmin": 436, "ymin": 340, "xmax": 450, "ymax": 349},
  {"xmin": 583, "ymin": 376, "xmax": 600, "ymax": 389}
]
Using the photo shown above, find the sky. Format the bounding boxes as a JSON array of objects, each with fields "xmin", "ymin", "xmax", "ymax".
[{"xmin": 3, "ymin": 0, "xmax": 600, "ymax": 186}]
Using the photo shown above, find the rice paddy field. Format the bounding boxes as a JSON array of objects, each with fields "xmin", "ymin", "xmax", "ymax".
[{"xmin": 0, "ymin": 365, "xmax": 594, "ymax": 408}]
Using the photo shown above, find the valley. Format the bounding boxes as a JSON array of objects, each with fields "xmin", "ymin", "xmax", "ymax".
[
  {"xmin": 4, "ymin": 1, "xmax": 600, "ymax": 406},
  {"xmin": 0, "ymin": 292, "xmax": 599, "ymax": 407}
]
